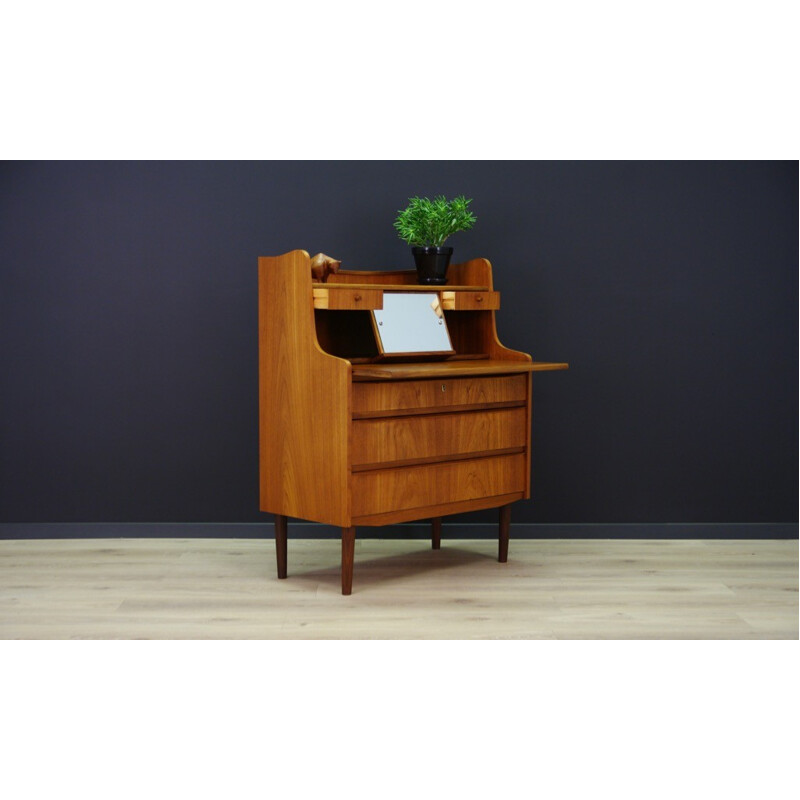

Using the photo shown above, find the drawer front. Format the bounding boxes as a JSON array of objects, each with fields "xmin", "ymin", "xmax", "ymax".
[
  {"xmin": 352, "ymin": 453, "xmax": 526, "ymax": 518},
  {"xmin": 352, "ymin": 407, "xmax": 527, "ymax": 468},
  {"xmin": 313, "ymin": 288, "xmax": 383, "ymax": 310},
  {"xmin": 441, "ymin": 290, "xmax": 500, "ymax": 311},
  {"xmin": 352, "ymin": 375, "xmax": 527, "ymax": 418}
]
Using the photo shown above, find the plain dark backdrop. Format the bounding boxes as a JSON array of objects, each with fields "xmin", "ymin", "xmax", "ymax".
[{"xmin": 0, "ymin": 161, "xmax": 797, "ymax": 530}]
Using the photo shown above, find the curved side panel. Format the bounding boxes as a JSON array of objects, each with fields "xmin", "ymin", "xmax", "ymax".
[
  {"xmin": 447, "ymin": 258, "xmax": 532, "ymax": 362},
  {"xmin": 258, "ymin": 250, "xmax": 351, "ymax": 526}
]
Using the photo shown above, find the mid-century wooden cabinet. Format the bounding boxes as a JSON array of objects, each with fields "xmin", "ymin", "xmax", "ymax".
[{"xmin": 258, "ymin": 249, "xmax": 567, "ymax": 594}]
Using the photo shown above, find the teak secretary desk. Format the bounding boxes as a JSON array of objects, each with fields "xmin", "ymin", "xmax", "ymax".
[{"xmin": 258, "ymin": 249, "xmax": 567, "ymax": 594}]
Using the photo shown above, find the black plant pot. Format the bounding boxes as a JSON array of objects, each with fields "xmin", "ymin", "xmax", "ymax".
[{"xmin": 412, "ymin": 246, "xmax": 453, "ymax": 285}]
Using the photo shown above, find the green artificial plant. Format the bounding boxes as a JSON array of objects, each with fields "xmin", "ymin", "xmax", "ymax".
[{"xmin": 393, "ymin": 195, "xmax": 476, "ymax": 248}]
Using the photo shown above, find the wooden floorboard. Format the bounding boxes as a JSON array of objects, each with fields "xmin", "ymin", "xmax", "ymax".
[{"xmin": 0, "ymin": 538, "xmax": 796, "ymax": 639}]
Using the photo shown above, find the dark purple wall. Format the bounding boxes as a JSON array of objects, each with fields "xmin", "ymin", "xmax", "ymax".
[{"xmin": 1, "ymin": 161, "xmax": 797, "ymax": 528}]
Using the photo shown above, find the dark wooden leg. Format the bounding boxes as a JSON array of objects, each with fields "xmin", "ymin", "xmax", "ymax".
[
  {"xmin": 341, "ymin": 526, "xmax": 356, "ymax": 595},
  {"xmin": 499, "ymin": 504, "xmax": 511, "ymax": 563},
  {"xmin": 431, "ymin": 517, "xmax": 442, "ymax": 549},
  {"xmin": 275, "ymin": 514, "xmax": 287, "ymax": 578}
]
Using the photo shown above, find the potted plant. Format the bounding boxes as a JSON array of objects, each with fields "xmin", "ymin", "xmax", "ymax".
[{"xmin": 393, "ymin": 195, "xmax": 477, "ymax": 285}]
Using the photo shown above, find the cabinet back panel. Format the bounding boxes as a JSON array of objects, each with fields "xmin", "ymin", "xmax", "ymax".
[{"xmin": 314, "ymin": 310, "xmax": 379, "ymax": 359}]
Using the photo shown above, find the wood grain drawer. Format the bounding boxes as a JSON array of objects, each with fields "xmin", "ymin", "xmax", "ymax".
[
  {"xmin": 313, "ymin": 287, "xmax": 383, "ymax": 310},
  {"xmin": 351, "ymin": 453, "xmax": 526, "ymax": 517},
  {"xmin": 352, "ymin": 407, "xmax": 527, "ymax": 469},
  {"xmin": 352, "ymin": 375, "xmax": 527, "ymax": 418},
  {"xmin": 441, "ymin": 290, "xmax": 500, "ymax": 310}
]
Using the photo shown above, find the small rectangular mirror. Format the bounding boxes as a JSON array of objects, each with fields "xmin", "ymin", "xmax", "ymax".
[{"xmin": 371, "ymin": 292, "xmax": 454, "ymax": 357}]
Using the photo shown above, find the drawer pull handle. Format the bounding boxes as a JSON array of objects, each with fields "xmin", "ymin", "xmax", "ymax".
[
  {"xmin": 475, "ymin": 295, "xmax": 483, "ymax": 302},
  {"xmin": 354, "ymin": 294, "xmax": 362, "ymax": 301},
  {"xmin": 442, "ymin": 384, "xmax": 446, "ymax": 392}
]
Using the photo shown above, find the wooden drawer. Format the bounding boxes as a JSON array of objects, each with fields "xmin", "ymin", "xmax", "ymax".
[
  {"xmin": 313, "ymin": 287, "xmax": 383, "ymax": 310},
  {"xmin": 352, "ymin": 407, "xmax": 527, "ymax": 469},
  {"xmin": 352, "ymin": 374, "xmax": 527, "ymax": 418},
  {"xmin": 441, "ymin": 290, "xmax": 500, "ymax": 310},
  {"xmin": 352, "ymin": 453, "xmax": 526, "ymax": 518}
]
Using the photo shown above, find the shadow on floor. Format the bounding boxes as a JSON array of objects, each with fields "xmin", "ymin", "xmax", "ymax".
[{"xmin": 288, "ymin": 544, "xmax": 498, "ymax": 592}]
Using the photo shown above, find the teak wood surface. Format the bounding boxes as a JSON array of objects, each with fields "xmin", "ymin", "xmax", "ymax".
[
  {"xmin": 352, "ymin": 374, "xmax": 528, "ymax": 415},
  {"xmin": 351, "ymin": 407, "xmax": 528, "ymax": 467},
  {"xmin": 258, "ymin": 250, "xmax": 567, "ymax": 593},
  {"xmin": 258, "ymin": 251, "xmax": 351, "ymax": 528},
  {"xmin": 351, "ymin": 454, "xmax": 526, "ymax": 518}
]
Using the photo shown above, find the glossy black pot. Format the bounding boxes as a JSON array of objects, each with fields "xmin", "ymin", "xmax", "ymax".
[{"xmin": 412, "ymin": 246, "xmax": 453, "ymax": 285}]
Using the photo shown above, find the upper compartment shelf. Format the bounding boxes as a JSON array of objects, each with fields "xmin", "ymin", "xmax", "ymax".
[
  {"xmin": 313, "ymin": 284, "xmax": 499, "ymax": 311},
  {"xmin": 319, "ymin": 283, "xmax": 490, "ymax": 291}
]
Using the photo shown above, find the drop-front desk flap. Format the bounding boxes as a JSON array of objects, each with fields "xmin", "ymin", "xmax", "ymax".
[{"xmin": 350, "ymin": 360, "xmax": 569, "ymax": 381}]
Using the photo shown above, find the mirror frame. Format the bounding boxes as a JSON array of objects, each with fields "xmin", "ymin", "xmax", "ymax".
[{"xmin": 370, "ymin": 292, "xmax": 455, "ymax": 358}]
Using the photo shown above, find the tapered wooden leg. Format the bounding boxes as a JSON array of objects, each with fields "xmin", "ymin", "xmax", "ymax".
[
  {"xmin": 275, "ymin": 514, "xmax": 287, "ymax": 579},
  {"xmin": 341, "ymin": 526, "xmax": 356, "ymax": 595},
  {"xmin": 431, "ymin": 517, "xmax": 442, "ymax": 549},
  {"xmin": 499, "ymin": 504, "xmax": 511, "ymax": 563}
]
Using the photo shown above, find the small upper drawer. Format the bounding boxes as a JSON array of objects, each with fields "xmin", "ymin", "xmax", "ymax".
[
  {"xmin": 313, "ymin": 287, "xmax": 383, "ymax": 310},
  {"xmin": 352, "ymin": 374, "xmax": 527, "ymax": 418},
  {"xmin": 440, "ymin": 290, "xmax": 500, "ymax": 311}
]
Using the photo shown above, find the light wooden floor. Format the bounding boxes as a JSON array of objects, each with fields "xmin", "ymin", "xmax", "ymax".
[{"xmin": 0, "ymin": 538, "xmax": 796, "ymax": 639}]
